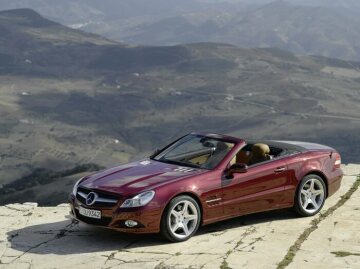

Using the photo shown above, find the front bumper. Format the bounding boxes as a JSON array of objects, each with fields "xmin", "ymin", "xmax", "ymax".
[{"xmin": 69, "ymin": 194, "xmax": 162, "ymax": 233}]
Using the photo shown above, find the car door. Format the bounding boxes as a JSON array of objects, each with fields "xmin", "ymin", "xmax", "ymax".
[
  {"xmin": 221, "ymin": 158, "xmax": 289, "ymax": 218},
  {"xmin": 198, "ymin": 170, "xmax": 225, "ymax": 225}
]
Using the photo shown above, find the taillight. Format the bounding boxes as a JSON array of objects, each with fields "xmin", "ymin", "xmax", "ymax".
[{"xmin": 334, "ymin": 153, "xmax": 341, "ymax": 169}]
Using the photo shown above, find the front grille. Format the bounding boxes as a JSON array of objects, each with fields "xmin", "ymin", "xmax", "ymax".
[
  {"xmin": 76, "ymin": 187, "xmax": 119, "ymax": 208},
  {"xmin": 75, "ymin": 209, "xmax": 112, "ymax": 226}
]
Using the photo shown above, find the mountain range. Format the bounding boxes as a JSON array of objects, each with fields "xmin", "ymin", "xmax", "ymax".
[
  {"xmin": 1, "ymin": 0, "xmax": 360, "ymax": 60},
  {"xmin": 0, "ymin": 9, "xmax": 360, "ymax": 205}
]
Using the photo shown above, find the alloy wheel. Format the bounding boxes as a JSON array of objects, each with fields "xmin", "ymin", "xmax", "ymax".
[
  {"xmin": 299, "ymin": 177, "xmax": 325, "ymax": 214},
  {"xmin": 168, "ymin": 200, "xmax": 199, "ymax": 239}
]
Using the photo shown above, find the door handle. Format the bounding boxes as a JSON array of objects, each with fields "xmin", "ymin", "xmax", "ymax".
[{"xmin": 274, "ymin": 167, "xmax": 286, "ymax": 173}]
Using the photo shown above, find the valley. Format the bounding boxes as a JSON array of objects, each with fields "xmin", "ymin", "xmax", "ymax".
[{"xmin": 0, "ymin": 9, "xmax": 360, "ymax": 205}]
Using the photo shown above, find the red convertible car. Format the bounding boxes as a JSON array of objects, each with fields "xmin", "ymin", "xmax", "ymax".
[{"xmin": 69, "ymin": 133, "xmax": 343, "ymax": 242}]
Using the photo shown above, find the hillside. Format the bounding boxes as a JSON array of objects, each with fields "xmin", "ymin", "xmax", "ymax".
[
  {"xmin": 121, "ymin": 1, "xmax": 360, "ymax": 61},
  {"xmin": 1, "ymin": 1, "xmax": 360, "ymax": 60},
  {"xmin": 0, "ymin": 9, "xmax": 360, "ymax": 205},
  {"xmin": 0, "ymin": 8, "xmax": 115, "ymax": 46}
]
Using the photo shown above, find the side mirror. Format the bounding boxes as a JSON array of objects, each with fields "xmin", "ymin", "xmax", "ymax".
[{"xmin": 226, "ymin": 163, "xmax": 248, "ymax": 178}]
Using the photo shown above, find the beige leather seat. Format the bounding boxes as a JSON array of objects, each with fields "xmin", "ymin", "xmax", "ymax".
[{"xmin": 248, "ymin": 143, "xmax": 271, "ymax": 165}]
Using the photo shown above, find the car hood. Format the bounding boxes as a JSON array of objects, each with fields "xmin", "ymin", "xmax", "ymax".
[{"xmin": 79, "ymin": 159, "xmax": 206, "ymax": 194}]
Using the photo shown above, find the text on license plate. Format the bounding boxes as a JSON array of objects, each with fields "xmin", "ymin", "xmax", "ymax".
[{"xmin": 79, "ymin": 206, "xmax": 101, "ymax": 219}]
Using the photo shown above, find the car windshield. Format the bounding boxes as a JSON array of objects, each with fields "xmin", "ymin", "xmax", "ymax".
[{"xmin": 152, "ymin": 134, "xmax": 235, "ymax": 169}]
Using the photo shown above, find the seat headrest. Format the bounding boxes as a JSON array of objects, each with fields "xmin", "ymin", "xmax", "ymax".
[{"xmin": 251, "ymin": 143, "xmax": 270, "ymax": 158}]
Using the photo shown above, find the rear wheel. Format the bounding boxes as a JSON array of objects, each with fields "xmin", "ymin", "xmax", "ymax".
[
  {"xmin": 161, "ymin": 195, "xmax": 201, "ymax": 242},
  {"xmin": 294, "ymin": 174, "xmax": 326, "ymax": 217}
]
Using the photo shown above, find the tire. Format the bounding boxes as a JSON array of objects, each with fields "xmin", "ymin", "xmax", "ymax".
[
  {"xmin": 160, "ymin": 195, "xmax": 201, "ymax": 242},
  {"xmin": 294, "ymin": 174, "xmax": 327, "ymax": 217}
]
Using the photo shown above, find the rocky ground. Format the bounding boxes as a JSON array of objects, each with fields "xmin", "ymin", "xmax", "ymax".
[{"xmin": 0, "ymin": 164, "xmax": 359, "ymax": 269}]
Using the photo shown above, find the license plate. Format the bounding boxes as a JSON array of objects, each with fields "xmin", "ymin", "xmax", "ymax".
[{"xmin": 79, "ymin": 206, "xmax": 101, "ymax": 219}]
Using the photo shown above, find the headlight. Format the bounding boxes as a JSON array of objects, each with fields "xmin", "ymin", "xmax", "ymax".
[
  {"xmin": 120, "ymin": 191, "xmax": 155, "ymax": 208},
  {"xmin": 72, "ymin": 178, "xmax": 83, "ymax": 196}
]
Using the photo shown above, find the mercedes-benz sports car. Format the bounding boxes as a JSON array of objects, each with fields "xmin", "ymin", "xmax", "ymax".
[{"xmin": 69, "ymin": 133, "xmax": 343, "ymax": 242}]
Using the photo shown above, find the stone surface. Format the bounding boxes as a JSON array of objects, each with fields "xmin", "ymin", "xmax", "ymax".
[
  {"xmin": 0, "ymin": 165, "xmax": 358, "ymax": 269},
  {"xmin": 288, "ymin": 164, "xmax": 360, "ymax": 269}
]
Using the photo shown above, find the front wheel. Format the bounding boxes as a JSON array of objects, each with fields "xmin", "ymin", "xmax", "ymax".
[
  {"xmin": 294, "ymin": 174, "xmax": 326, "ymax": 217},
  {"xmin": 161, "ymin": 195, "xmax": 201, "ymax": 242}
]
